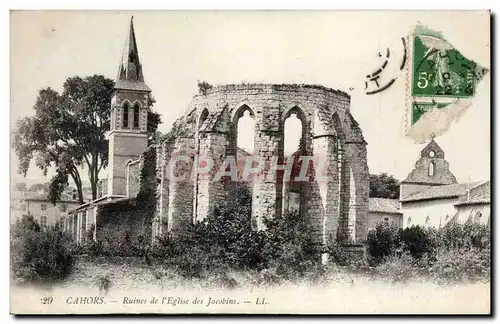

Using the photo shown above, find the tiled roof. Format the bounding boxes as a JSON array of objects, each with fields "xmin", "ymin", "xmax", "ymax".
[
  {"xmin": 369, "ymin": 198, "xmax": 402, "ymax": 214},
  {"xmin": 401, "ymin": 182, "xmax": 482, "ymax": 202},
  {"xmin": 455, "ymin": 181, "xmax": 490, "ymax": 206}
]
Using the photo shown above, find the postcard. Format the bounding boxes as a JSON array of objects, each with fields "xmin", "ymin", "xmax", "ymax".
[{"xmin": 10, "ymin": 10, "xmax": 491, "ymax": 314}]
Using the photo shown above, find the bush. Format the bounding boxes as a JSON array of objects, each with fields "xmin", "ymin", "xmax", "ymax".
[
  {"xmin": 260, "ymin": 211, "xmax": 319, "ymax": 280},
  {"xmin": 373, "ymin": 252, "xmax": 429, "ymax": 283},
  {"xmin": 11, "ymin": 227, "xmax": 74, "ymax": 284},
  {"xmin": 429, "ymin": 247, "xmax": 490, "ymax": 284},
  {"xmin": 366, "ymin": 221, "xmax": 491, "ymax": 285},
  {"xmin": 79, "ymin": 225, "xmax": 148, "ymax": 257},
  {"xmin": 152, "ymin": 183, "xmax": 261, "ymax": 278},
  {"xmin": 399, "ymin": 226, "xmax": 437, "ymax": 260},
  {"xmin": 437, "ymin": 221, "xmax": 490, "ymax": 251},
  {"xmin": 325, "ymin": 237, "xmax": 351, "ymax": 266},
  {"xmin": 151, "ymin": 183, "xmax": 320, "ymax": 283},
  {"xmin": 366, "ymin": 222, "xmax": 400, "ymax": 264}
]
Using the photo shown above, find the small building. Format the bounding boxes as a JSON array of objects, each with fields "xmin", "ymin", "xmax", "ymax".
[
  {"xmin": 454, "ymin": 180, "xmax": 491, "ymax": 227},
  {"xmin": 399, "ymin": 137, "xmax": 490, "ymax": 228},
  {"xmin": 11, "ymin": 190, "xmax": 80, "ymax": 229},
  {"xmin": 368, "ymin": 198, "xmax": 403, "ymax": 230}
]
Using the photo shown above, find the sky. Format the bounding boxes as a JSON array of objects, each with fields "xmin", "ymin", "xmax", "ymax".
[{"xmin": 10, "ymin": 10, "xmax": 490, "ymax": 186}]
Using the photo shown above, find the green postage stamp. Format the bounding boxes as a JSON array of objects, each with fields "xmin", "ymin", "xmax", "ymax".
[
  {"xmin": 407, "ymin": 27, "xmax": 489, "ymax": 131},
  {"xmin": 412, "ymin": 35, "xmax": 487, "ymax": 99}
]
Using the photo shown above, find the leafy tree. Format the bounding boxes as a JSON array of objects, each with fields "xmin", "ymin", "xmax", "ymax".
[
  {"xmin": 369, "ymin": 173, "xmax": 400, "ymax": 199},
  {"xmin": 366, "ymin": 222, "xmax": 400, "ymax": 264},
  {"xmin": 28, "ymin": 182, "xmax": 50, "ymax": 193},
  {"xmin": 13, "ymin": 182, "xmax": 27, "ymax": 192},
  {"xmin": 12, "ymin": 75, "xmax": 161, "ymax": 204}
]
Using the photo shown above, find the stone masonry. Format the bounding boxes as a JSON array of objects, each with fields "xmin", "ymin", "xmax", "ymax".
[{"xmin": 152, "ymin": 84, "xmax": 370, "ymax": 245}]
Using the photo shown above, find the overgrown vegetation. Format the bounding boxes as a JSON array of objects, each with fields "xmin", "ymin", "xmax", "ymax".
[
  {"xmin": 150, "ymin": 184, "xmax": 320, "ymax": 285},
  {"xmin": 11, "ymin": 216, "xmax": 75, "ymax": 284},
  {"xmin": 11, "ymin": 186, "xmax": 490, "ymax": 288},
  {"xmin": 369, "ymin": 173, "xmax": 400, "ymax": 199},
  {"xmin": 366, "ymin": 221, "xmax": 490, "ymax": 284}
]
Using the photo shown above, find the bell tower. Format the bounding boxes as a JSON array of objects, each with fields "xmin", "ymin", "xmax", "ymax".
[
  {"xmin": 400, "ymin": 135, "xmax": 458, "ymax": 199},
  {"xmin": 107, "ymin": 16, "xmax": 151, "ymax": 196}
]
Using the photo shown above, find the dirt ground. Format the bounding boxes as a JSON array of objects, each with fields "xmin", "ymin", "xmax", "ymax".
[{"xmin": 10, "ymin": 256, "xmax": 491, "ymax": 314}]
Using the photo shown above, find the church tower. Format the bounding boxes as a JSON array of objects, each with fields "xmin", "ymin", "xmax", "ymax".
[
  {"xmin": 400, "ymin": 136, "xmax": 458, "ymax": 199},
  {"xmin": 107, "ymin": 17, "xmax": 151, "ymax": 196}
]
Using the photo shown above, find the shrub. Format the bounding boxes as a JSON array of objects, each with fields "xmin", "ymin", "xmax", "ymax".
[
  {"xmin": 373, "ymin": 252, "xmax": 428, "ymax": 283},
  {"xmin": 366, "ymin": 222, "xmax": 400, "ymax": 264},
  {"xmin": 399, "ymin": 226, "xmax": 437, "ymax": 260},
  {"xmin": 429, "ymin": 247, "xmax": 490, "ymax": 284},
  {"xmin": 152, "ymin": 183, "xmax": 261, "ymax": 278},
  {"xmin": 325, "ymin": 237, "xmax": 351, "ymax": 266},
  {"xmin": 260, "ymin": 211, "xmax": 319, "ymax": 280},
  {"xmin": 11, "ymin": 227, "xmax": 74, "ymax": 284},
  {"xmin": 437, "ymin": 221, "xmax": 490, "ymax": 251},
  {"xmin": 152, "ymin": 183, "xmax": 320, "ymax": 282},
  {"xmin": 80, "ymin": 225, "xmax": 148, "ymax": 257}
]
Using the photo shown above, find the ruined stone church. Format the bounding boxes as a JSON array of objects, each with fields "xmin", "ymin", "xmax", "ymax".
[{"xmin": 64, "ymin": 18, "xmax": 370, "ymax": 248}]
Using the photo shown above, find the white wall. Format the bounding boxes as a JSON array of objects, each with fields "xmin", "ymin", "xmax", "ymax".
[
  {"xmin": 401, "ymin": 198, "xmax": 458, "ymax": 228},
  {"xmin": 456, "ymin": 204, "xmax": 490, "ymax": 226},
  {"xmin": 368, "ymin": 212, "xmax": 403, "ymax": 231}
]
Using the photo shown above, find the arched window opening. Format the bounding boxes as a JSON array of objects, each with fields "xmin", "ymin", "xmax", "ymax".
[
  {"xmin": 425, "ymin": 215, "xmax": 431, "ymax": 228},
  {"xmin": 407, "ymin": 217, "xmax": 412, "ymax": 227},
  {"xmin": 232, "ymin": 106, "xmax": 255, "ymax": 225},
  {"xmin": 198, "ymin": 109, "xmax": 209, "ymax": 130},
  {"xmin": 283, "ymin": 111, "xmax": 304, "ymax": 217},
  {"xmin": 474, "ymin": 211, "xmax": 482, "ymax": 224},
  {"xmin": 237, "ymin": 110, "xmax": 255, "ymax": 155},
  {"xmin": 428, "ymin": 162, "xmax": 435, "ymax": 177},
  {"xmin": 133, "ymin": 104, "xmax": 140, "ymax": 128},
  {"xmin": 284, "ymin": 113, "xmax": 302, "ymax": 155},
  {"xmin": 123, "ymin": 103, "xmax": 129, "ymax": 128}
]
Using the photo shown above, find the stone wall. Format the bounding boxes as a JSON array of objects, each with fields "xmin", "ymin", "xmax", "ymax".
[
  {"xmin": 153, "ymin": 83, "xmax": 370, "ymax": 245},
  {"xmin": 66, "ymin": 147, "xmax": 157, "ymax": 245}
]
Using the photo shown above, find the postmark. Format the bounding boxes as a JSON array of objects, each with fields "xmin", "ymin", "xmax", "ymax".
[
  {"xmin": 412, "ymin": 35, "xmax": 487, "ymax": 98},
  {"xmin": 364, "ymin": 37, "xmax": 408, "ymax": 95}
]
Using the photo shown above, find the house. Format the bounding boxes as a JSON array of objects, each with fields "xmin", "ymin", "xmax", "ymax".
[
  {"xmin": 454, "ymin": 180, "xmax": 491, "ymax": 227},
  {"xmin": 368, "ymin": 198, "xmax": 403, "ymax": 230},
  {"xmin": 11, "ymin": 189, "xmax": 81, "ymax": 229},
  {"xmin": 399, "ymin": 137, "xmax": 490, "ymax": 228}
]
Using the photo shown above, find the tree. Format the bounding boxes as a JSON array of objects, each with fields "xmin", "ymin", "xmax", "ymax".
[
  {"xmin": 28, "ymin": 182, "xmax": 50, "ymax": 193},
  {"xmin": 369, "ymin": 173, "xmax": 400, "ymax": 199},
  {"xmin": 13, "ymin": 182, "xmax": 27, "ymax": 192},
  {"xmin": 12, "ymin": 75, "xmax": 161, "ymax": 204}
]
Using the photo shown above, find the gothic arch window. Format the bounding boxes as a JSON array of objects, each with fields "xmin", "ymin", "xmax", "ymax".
[
  {"xmin": 198, "ymin": 108, "xmax": 209, "ymax": 130},
  {"xmin": 407, "ymin": 217, "xmax": 412, "ymax": 227},
  {"xmin": 133, "ymin": 103, "xmax": 140, "ymax": 129},
  {"xmin": 474, "ymin": 211, "xmax": 482, "ymax": 224},
  {"xmin": 425, "ymin": 215, "xmax": 431, "ymax": 228},
  {"xmin": 282, "ymin": 106, "xmax": 306, "ymax": 217},
  {"xmin": 123, "ymin": 103, "xmax": 129, "ymax": 128},
  {"xmin": 428, "ymin": 162, "xmax": 435, "ymax": 177},
  {"xmin": 467, "ymin": 211, "xmax": 473, "ymax": 224}
]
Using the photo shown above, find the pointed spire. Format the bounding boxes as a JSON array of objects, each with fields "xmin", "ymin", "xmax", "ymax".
[{"xmin": 115, "ymin": 16, "xmax": 150, "ymax": 91}]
